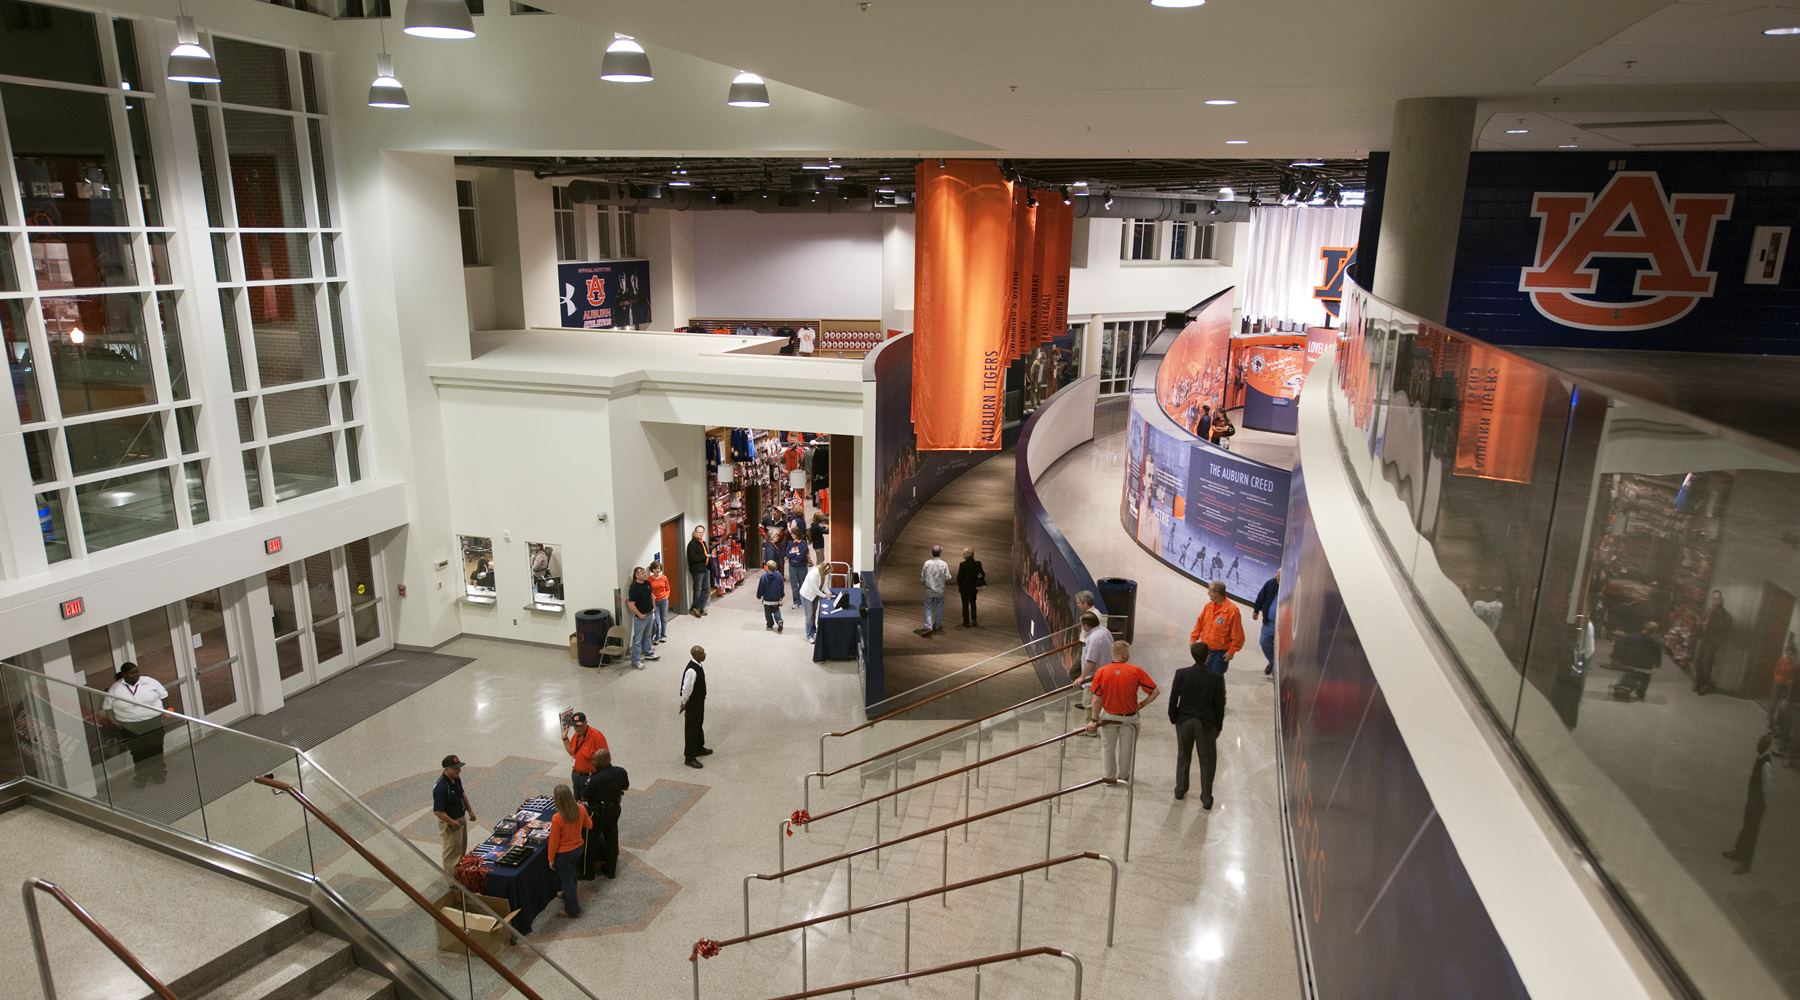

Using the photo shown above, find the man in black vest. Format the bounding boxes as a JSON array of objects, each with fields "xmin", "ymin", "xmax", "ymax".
[
  {"xmin": 580, "ymin": 748, "xmax": 630, "ymax": 880},
  {"xmin": 679, "ymin": 646, "xmax": 713, "ymax": 769}
]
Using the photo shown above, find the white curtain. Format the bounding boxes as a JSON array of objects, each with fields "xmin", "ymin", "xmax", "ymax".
[{"xmin": 1240, "ymin": 207, "xmax": 1363, "ymax": 328}]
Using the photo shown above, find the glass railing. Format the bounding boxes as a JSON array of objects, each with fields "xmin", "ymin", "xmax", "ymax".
[
  {"xmin": 1325, "ymin": 278, "xmax": 1800, "ymax": 1000},
  {"xmin": 0, "ymin": 661, "xmax": 595, "ymax": 1000},
  {"xmin": 860, "ymin": 626, "xmax": 1082, "ymax": 722}
]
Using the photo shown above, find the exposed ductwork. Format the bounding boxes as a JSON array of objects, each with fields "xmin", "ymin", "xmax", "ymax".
[{"xmin": 1074, "ymin": 193, "xmax": 1254, "ymax": 224}]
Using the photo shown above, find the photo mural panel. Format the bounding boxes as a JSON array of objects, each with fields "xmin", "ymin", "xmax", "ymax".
[
  {"xmin": 871, "ymin": 334, "xmax": 987, "ymax": 566},
  {"xmin": 1277, "ymin": 464, "xmax": 1529, "ymax": 999}
]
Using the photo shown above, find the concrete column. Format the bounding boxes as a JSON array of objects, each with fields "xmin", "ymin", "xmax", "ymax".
[{"xmin": 1371, "ymin": 97, "xmax": 1476, "ymax": 323}]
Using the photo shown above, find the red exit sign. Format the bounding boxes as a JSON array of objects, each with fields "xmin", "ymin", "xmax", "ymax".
[
  {"xmin": 265, "ymin": 536, "xmax": 283, "ymax": 556},
  {"xmin": 59, "ymin": 597, "xmax": 84, "ymax": 620}
]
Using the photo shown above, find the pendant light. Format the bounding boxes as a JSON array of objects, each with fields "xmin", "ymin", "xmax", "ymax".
[
  {"xmin": 166, "ymin": 13, "xmax": 220, "ymax": 85},
  {"xmin": 403, "ymin": 0, "xmax": 475, "ymax": 40},
  {"xmin": 601, "ymin": 34, "xmax": 653, "ymax": 83},
  {"xmin": 727, "ymin": 71, "xmax": 770, "ymax": 108},
  {"xmin": 367, "ymin": 17, "xmax": 410, "ymax": 109}
]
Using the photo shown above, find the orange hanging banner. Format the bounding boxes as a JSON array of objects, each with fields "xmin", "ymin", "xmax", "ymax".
[
  {"xmin": 1033, "ymin": 196, "xmax": 1073, "ymax": 347},
  {"xmin": 1448, "ymin": 338, "xmax": 1548, "ymax": 484},
  {"xmin": 913, "ymin": 160, "xmax": 1014, "ymax": 451},
  {"xmin": 1006, "ymin": 186, "xmax": 1037, "ymax": 365}
]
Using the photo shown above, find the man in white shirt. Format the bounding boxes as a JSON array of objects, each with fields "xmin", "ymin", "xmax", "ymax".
[
  {"xmin": 1074, "ymin": 611, "xmax": 1114, "ymax": 716},
  {"xmin": 104, "ymin": 661, "xmax": 170, "ymax": 787},
  {"xmin": 920, "ymin": 545, "xmax": 951, "ymax": 636},
  {"xmin": 678, "ymin": 646, "xmax": 712, "ymax": 769}
]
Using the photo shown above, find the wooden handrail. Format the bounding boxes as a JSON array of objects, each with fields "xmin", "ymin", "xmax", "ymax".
[
  {"xmin": 817, "ymin": 641, "xmax": 1079, "ymax": 783},
  {"xmin": 23, "ymin": 879, "xmax": 179, "ymax": 1000},
  {"xmin": 809, "ymin": 681, "xmax": 1079, "ymax": 783},
  {"xmin": 695, "ymin": 852, "xmax": 1116, "ymax": 960},
  {"xmin": 761, "ymin": 947, "xmax": 1083, "ymax": 1000},
  {"xmin": 254, "ymin": 775, "xmax": 542, "ymax": 1000}
]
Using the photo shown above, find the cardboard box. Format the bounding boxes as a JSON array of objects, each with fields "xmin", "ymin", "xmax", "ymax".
[
  {"xmin": 568, "ymin": 633, "xmax": 579, "ymax": 661},
  {"xmin": 431, "ymin": 889, "xmax": 519, "ymax": 954}
]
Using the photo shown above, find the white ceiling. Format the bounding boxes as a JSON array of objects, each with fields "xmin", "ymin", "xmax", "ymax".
[{"xmin": 515, "ymin": 0, "xmax": 1800, "ymax": 158}]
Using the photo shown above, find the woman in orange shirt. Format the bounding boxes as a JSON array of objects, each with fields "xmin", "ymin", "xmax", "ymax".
[
  {"xmin": 547, "ymin": 784, "xmax": 592, "ymax": 917},
  {"xmin": 648, "ymin": 561, "xmax": 672, "ymax": 644}
]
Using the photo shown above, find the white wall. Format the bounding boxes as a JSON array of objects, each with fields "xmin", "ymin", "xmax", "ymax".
[
  {"xmin": 692, "ymin": 213, "xmax": 886, "ymax": 319},
  {"xmin": 607, "ymin": 403, "xmax": 708, "ymax": 590},
  {"xmin": 641, "ymin": 211, "xmax": 698, "ymax": 331},
  {"xmin": 1067, "ymin": 217, "xmax": 1249, "ymax": 317},
  {"xmin": 881, "ymin": 214, "xmax": 916, "ymax": 334},
  {"xmin": 465, "ymin": 266, "xmax": 498, "ymax": 331}
]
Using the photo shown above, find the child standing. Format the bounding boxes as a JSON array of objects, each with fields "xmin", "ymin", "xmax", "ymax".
[{"xmin": 757, "ymin": 560, "xmax": 786, "ymax": 633}]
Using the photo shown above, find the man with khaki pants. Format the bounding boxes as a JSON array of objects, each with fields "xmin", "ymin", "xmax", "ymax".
[
  {"xmin": 1085, "ymin": 640, "xmax": 1159, "ymax": 781},
  {"xmin": 432, "ymin": 754, "xmax": 477, "ymax": 874}
]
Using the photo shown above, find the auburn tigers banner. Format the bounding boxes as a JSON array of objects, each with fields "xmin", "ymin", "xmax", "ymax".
[
  {"xmin": 1032, "ymin": 196, "xmax": 1074, "ymax": 348},
  {"xmin": 1006, "ymin": 185, "xmax": 1038, "ymax": 366},
  {"xmin": 913, "ymin": 160, "xmax": 1016, "ymax": 451}
]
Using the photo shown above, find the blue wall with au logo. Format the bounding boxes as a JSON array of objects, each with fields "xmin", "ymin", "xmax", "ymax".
[
  {"xmin": 1361, "ymin": 151, "xmax": 1800, "ymax": 355},
  {"xmin": 557, "ymin": 259, "xmax": 653, "ymax": 330}
]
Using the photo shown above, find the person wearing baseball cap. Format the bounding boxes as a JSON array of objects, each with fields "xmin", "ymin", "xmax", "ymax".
[
  {"xmin": 561, "ymin": 712, "xmax": 609, "ymax": 799},
  {"xmin": 431, "ymin": 754, "xmax": 477, "ymax": 874}
]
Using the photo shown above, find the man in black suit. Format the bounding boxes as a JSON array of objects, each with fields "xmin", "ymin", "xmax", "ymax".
[
  {"xmin": 580, "ymin": 748, "xmax": 630, "ymax": 880},
  {"xmin": 1168, "ymin": 646, "xmax": 1228, "ymax": 808}
]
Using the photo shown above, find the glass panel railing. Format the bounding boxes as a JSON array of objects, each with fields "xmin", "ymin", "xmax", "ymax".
[
  {"xmin": 0, "ymin": 661, "xmax": 596, "ymax": 1000},
  {"xmin": 1328, "ymin": 278, "xmax": 1800, "ymax": 1000},
  {"xmin": 863, "ymin": 626, "xmax": 1082, "ymax": 722}
]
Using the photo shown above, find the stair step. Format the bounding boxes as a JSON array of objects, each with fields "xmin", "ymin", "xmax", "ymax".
[
  {"xmin": 194, "ymin": 929, "xmax": 354, "ymax": 1000},
  {"xmin": 307, "ymin": 968, "xmax": 396, "ymax": 1000},
  {"xmin": 165, "ymin": 910, "xmax": 313, "ymax": 999}
]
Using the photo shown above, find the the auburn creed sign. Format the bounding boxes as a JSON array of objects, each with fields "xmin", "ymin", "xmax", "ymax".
[{"xmin": 1518, "ymin": 172, "xmax": 1732, "ymax": 332}]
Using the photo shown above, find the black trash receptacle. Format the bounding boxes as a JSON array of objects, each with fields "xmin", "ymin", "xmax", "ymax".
[
  {"xmin": 575, "ymin": 608, "xmax": 612, "ymax": 668},
  {"xmin": 1096, "ymin": 578, "xmax": 1138, "ymax": 643}
]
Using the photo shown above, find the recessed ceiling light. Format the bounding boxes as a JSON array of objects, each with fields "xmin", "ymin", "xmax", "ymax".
[
  {"xmin": 1763, "ymin": 25, "xmax": 1800, "ymax": 35},
  {"xmin": 1150, "ymin": 0, "xmax": 1206, "ymax": 6},
  {"xmin": 1071, "ymin": 180, "xmax": 1089, "ymax": 187},
  {"xmin": 1204, "ymin": 99, "xmax": 1237, "ymax": 106},
  {"xmin": 668, "ymin": 180, "xmax": 692, "ymax": 187},
  {"xmin": 801, "ymin": 162, "xmax": 829, "ymax": 170},
  {"xmin": 1225, "ymin": 139, "xmax": 1248, "ymax": 145},
  {"xmin": 825, "ymin": 175, "xmax": 845, "ymax": 181},
  {"xmin": 1505, "ymin": 128, "xmax": 1529, "ymax": 135},
  {"xmin": 1289, "ymin": 160, "xmax": 1323, "ymax": 168},
  {"xmin": 1558, "ymin": 143, "xmax": 1578, "ymax": 149}
]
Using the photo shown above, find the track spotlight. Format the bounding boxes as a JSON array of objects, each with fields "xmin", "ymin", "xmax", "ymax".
[
  {"xmin": 1208, "ymin": 202, "xmax": 1220, "ymax": 216},
  {"xmin": 402, "ymin": 0, "xmax": 475, "ymax": 39},
  {"xmin": 1060, "ymin": 187, "xmax": 1072, "ymax": 205},
  {"xmin": 166, "ymin": 14, "xmax": 220, "ymax": 84},
  {"xmin": 601, "ymin": 34, "xmax": 654, "ymax": 83},
  {"xmin": 1248, "ymin": 189, "xmax": 1262, "ymax": 208},
  {"xmin": 727, "ymin": 71, "xmax": 771, "ymax": 108},
  {"xmin": 1025, "ymin": 191, "xmax": 1038, "ymax": 208},
  {"xmin": 1103, "ymin": 191, "xmax": 1115, "ymax": 210}
]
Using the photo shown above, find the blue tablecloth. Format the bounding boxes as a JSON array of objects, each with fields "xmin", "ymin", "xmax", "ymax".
[
  {"xmin": 814, "ymin": 589, "xmax": 862, "ymax": 662},
  {"xmin": 471, "ymin": 803, "xmax": 558, "ymax": 933}
]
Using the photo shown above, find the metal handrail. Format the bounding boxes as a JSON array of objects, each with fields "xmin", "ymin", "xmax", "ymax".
[
  {"xmin": 23, "ymin": 878, "xmax": 179, "ymax": 1000},
  {"xmin": 786, "ymin": 723, "xmax": 1105, "ymax": 872},
  {"xmin": 761, "ymin": 947, "xmax": 1083, "ymax": 1000},
  {"xmin": 253, "ymin": 775, "xmax": 542, "ymax": 1000},
  {"xmin": 818, "ymin": 641, "xmax": 1080, "ymax": 783},
  {"xmin": 745, "ymin": 775, "xmax": 1132, "ymax": 934},
  {"xmin": 806, "ymin": 682, "xmax": 1080, "ymax": 793},
  {"xmin": 689, "ymin": 853, "xmax": 1116, "ymax": 1000}
]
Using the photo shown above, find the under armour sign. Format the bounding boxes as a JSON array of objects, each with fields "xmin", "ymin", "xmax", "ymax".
[{"xmin": 1518, "ymin": 172, "xmax": 1733, "ymax": 332}]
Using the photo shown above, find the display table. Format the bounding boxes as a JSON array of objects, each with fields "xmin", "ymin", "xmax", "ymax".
[
  {"xmin": 813, "ymin": 589, "xmax": 862, "ymax": 662},
  {"xmin": 457, "ymin": 799, "xmax": 559, "ymax": 934}
]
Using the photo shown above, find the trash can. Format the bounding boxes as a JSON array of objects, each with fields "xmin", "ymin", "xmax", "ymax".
[
  {"xmin": 574, "ymin": 608, "xmax": 612, "ymax": 668},
  {"xmin": 1096, "ymin": 577, "xmax": 1138, "ymax": 643}
]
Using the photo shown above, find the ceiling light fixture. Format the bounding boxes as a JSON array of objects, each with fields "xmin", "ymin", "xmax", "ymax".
[
  {"xmin": 1218, "ymin": 186, "xmax": 1234, "ymax": 198},
  {"xmin": 1248, "ymin": 190, "xmax": 1262, "ymax": 208},
  {"xmin": 1558, "ymin": 142, "xmax": 1578, "ymax": 149},
  {"xmin": 601, "ymin": 34, "xmax": 653, "ymax": 83},
  {"xmin": 402, "ymin": 0, "xmax": 475, "ymax": 40},
  {"xmin": 1204, "ymin": 99, "xmax": 1237, "ymax": 106},
  {"xmin": 1763, "ymin": 25, "xmax": 1800, "ymax": 35},
  {"xmin": 1289, "ymin": 160, "xmax": 1323, "ymax": 168},
  {"xmin": 825, "ymin": 174, "xmax": 845, "ymax": 181},
  {"xmin": 1103, "ymin": 191, "xmax": 1115, "ymax": 209},
  {"xmin": 727, "ymin": 71, "xmax": 771, "ymax": 108},
  {"xmin": 801, "ymin": 161, "xmax": 830, "ymax": 170},
  {"xmin": 367, "ymin": 17, "xmax": 409, "ymax": 109},
  {"xmin": 1225, "ymin": 139, "xmax": 1248, "ymax": 145},
  {"xmin": 1060, "ymin": 187, "xmax": 1072, "ymax": 205},
  {"xmin": 1071, "ymin": 180, "xmax": 1088, "ymax": 187},
  {"xmin": 166, "ymin": 13, "xmax": 220, "ymax": 84},
  {"xmin": 1505, "ymin": 118, "xmax": 1528, "ymax": 135},
  {"xmin": 1150, "ymin": 0, "xmax": 1206, "ymax": 6},
  {"xmin": 668, "ymin": 180, "xmax": 692, "ymax": 187}
]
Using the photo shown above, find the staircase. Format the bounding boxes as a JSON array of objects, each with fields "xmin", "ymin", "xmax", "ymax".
[
  {"xmin": 705, "ymin": 685, "xmax": 1130, "ymax": 999},
  {"xmin": 176, "ymin": 914, "xmax": 395, "ymax": 1000}
]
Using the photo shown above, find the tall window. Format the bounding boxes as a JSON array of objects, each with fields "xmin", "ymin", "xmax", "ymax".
[
  {"xmin": 456, "ymin": 179, "xmax": 481, "ymax": 266},
  {"xmin": 1122, "ymin": 220, "xmax": 1158, "ymax": 261},
  {"xmin": 1169, "ymin": 222, "xmax": 1218, "ymax": 261},
  {"xmin": 190, "ymin": 33, "xmax": 363, "ymax": 510},
  {"xmin": 594, "ymin": 205, "xmax": 613, "ymax": 259},
  {"xmin": 552, "ymin": 185, "xmax": 581, "ymax": 261},
  {"xmin": 617, "ymin": 207, "xmax": 637, "ymax": 258},
  {"xmin": 1099, "ymin": 319, "xmax": 1158, "ymax": 395},
  {"xmin": 0, "ymin": 3, "xmax": 204, "ymax": 562}
]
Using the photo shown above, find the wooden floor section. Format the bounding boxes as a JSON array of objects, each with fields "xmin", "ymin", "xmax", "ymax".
[{"xmin": 877, "ymin": 451, "xmax": 1051, "ymax": 719}]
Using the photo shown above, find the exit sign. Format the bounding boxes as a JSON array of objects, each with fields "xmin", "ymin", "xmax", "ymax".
[
  {"xmin": 265, "ymin": 536, "xmax": 283, "ymax": 556},
  {"xmin": 59, "ymin": 597, "xmax": 84, "ymax": 620}
]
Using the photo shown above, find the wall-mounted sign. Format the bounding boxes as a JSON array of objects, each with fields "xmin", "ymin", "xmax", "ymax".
[
  {"xmin": 264, "ymin": 536, "xmax": 284, "ymax": 556},
  {"xmin": 59, "ymin": 597, "xmax": 84, "ymax": 620},
  {"xmin": 557, "ymin": 259, "xmax": 653, "ymax": 330}
]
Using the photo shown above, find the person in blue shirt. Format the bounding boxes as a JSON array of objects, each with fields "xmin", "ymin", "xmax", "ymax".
[
  {"xmin": 1251, "ymin": 571, "xmax": 1280, "ymax": 677},
  {"xmin": 431, "ymin": 754, "xmax": 477, "ymax": 874},
  {"xmin": 784, "ymin": 537, "xmax": 811, "ymax": 609},
  {"xmin": 757, "ymin": 561, "xmax": 786, "ymax": 632}
]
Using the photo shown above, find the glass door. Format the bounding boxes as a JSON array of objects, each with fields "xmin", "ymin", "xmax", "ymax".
[
  {"xmin": 303, "ymin": 552, "xmax": 353, "ymax": 682},
  {"xmin": 182, "ymin": 589, "xmax": 247, "ymax": 725},
  {"xmin": 268, "ymin": 564, "xmax": 312, "ymax": 696},
  {"xmin": 342, "ymin": 538, "xmax": 388, "ymax": 660}
]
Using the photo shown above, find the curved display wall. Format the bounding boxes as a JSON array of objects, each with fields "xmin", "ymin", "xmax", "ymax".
[
  {"xmin": 1012, "ymin": 375, "xmax": 1105, "ymax": 687},
  {"xmin": 1122, "ymin": 290, "xmax": 1293, "ymax": 600}
]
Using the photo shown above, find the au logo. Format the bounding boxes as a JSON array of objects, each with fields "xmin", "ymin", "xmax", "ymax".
[
  {"xmin": 1313, "ymin": 245, "xmax": 1356, "ymax": 319},
  {"xmin": 1518, "ymin": 172, "xmax": 1732, "ymax": 331},
  {"xmin": 585, "ymin": 275, "xmax": 607, "ymax": 308}
]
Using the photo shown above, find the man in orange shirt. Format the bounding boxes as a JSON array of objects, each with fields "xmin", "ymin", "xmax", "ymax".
[
  {"xmin": 561, "ymin": 712, "xmax": 608, "ymax": 799},
  {"xmin": 1189, "ymin": 580, "xmax": 1245, "ymax": 674},
  {"xmin": 1085, "ymin": 640, "xmax": 1159, "ymax": 781}
]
